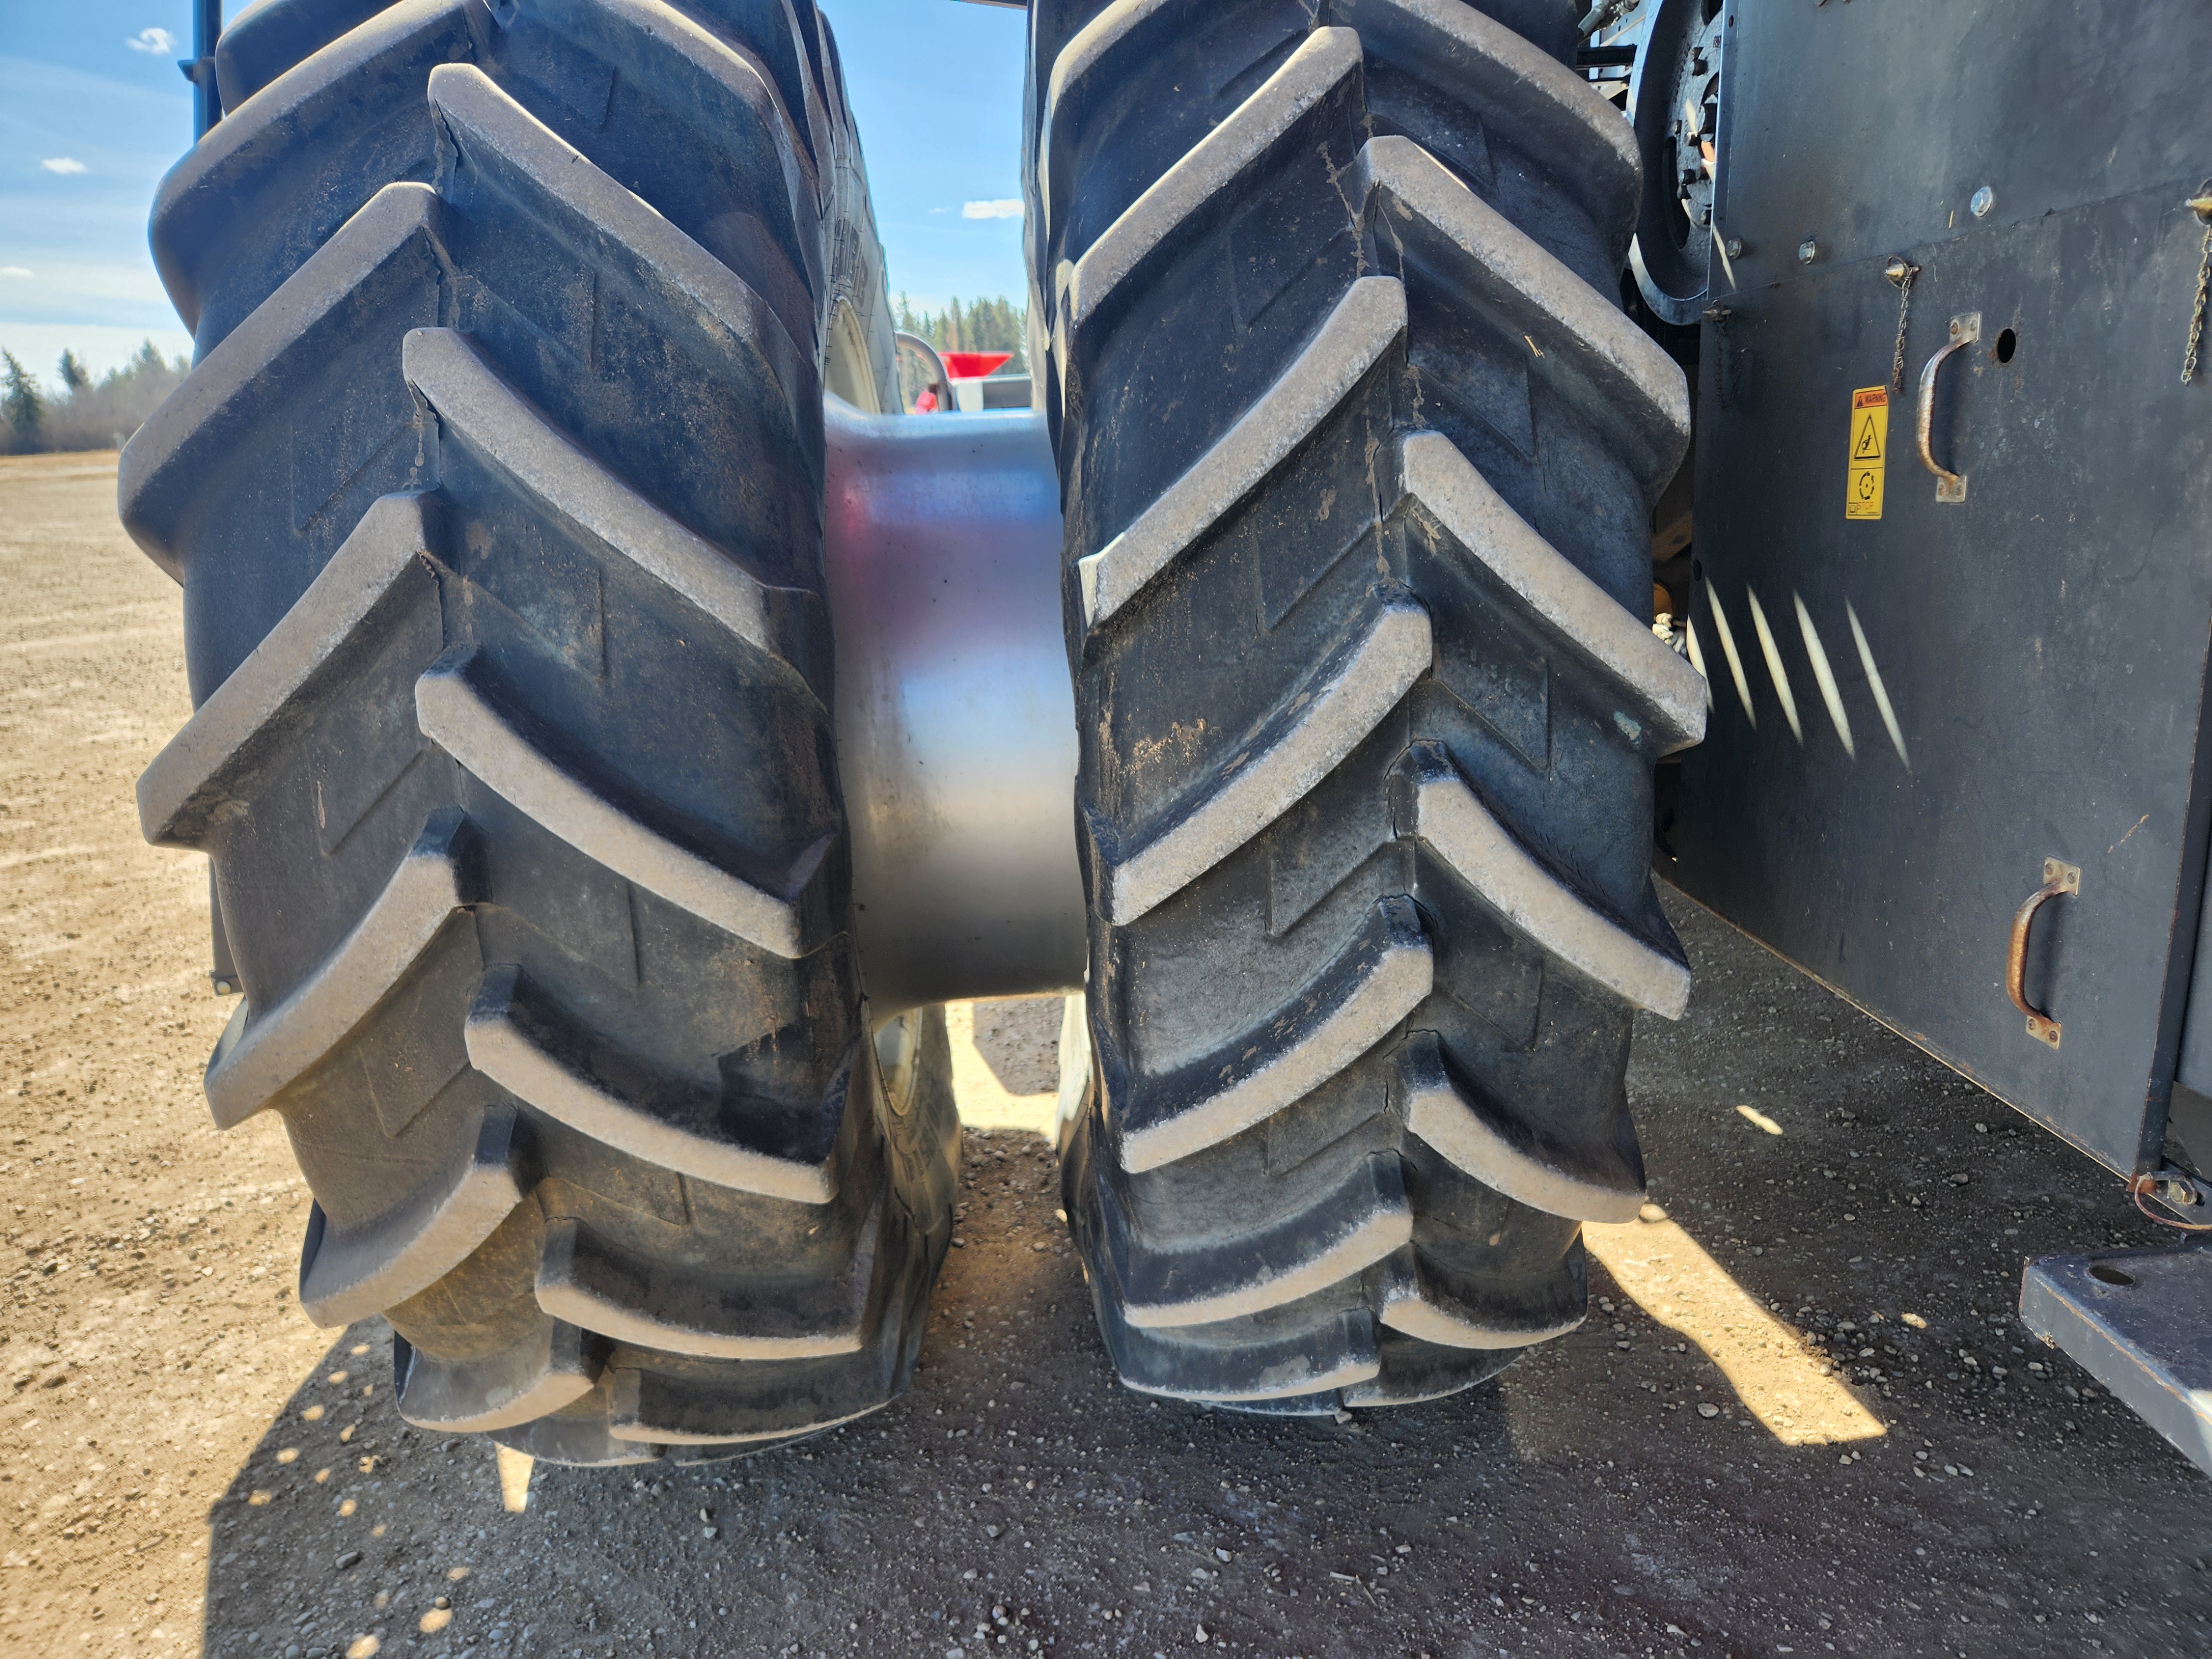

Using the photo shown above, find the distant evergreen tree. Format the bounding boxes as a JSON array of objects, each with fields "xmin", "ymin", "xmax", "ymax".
[
  {"xmin": 2, "ymin": 352, "xmax": 43, "ymax": 442},
  {"xmin": 128, "ymin": 339, "xmax": 169, "ymax": 382},
  {"xmin": 0, "ymin": 337, "xmax": 189, "ymax": 453}
]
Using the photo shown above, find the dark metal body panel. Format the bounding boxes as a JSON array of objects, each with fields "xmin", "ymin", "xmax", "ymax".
[{"xmin": 1670, "ymin": 0, "xmax": 2212, "ymax": 1177}]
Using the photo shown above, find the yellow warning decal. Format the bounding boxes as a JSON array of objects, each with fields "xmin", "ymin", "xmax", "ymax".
[{"xmin": 1846, "ymin": 385, "xmax": 1887, "ymax": 520}]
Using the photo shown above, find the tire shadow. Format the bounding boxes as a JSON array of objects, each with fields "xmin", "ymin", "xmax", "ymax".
[
  {"xmin": 966, "ymin": 997, "xmax": 1063, "ymax": 1097},
  {"xmin": 194, "ymin": 1134, "xmax": 1534, "ymax": 1659},
  {"xmin": 198, "ymin": 1321, "xmax": 514, "ymax": 1658}
]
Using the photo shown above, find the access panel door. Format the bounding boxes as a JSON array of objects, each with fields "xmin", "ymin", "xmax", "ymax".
[{"xmin": 1668, "ymin": 0, "xmax": 2212, "ymax": 1176}]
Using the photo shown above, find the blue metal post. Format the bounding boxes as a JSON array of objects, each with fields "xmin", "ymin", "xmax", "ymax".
[{"xmin": 180, "ymin": 1, "xmax": 224, "ymax": 139}]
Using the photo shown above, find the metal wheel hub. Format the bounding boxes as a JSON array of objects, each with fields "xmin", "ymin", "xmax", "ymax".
[
  {"xmin": 1664, "ymin": 8, "xmax": 1725, "ymax": 252},
  {"xmin": 821, "ymin": 399, "xmax": 1083, "ymax": 1016},
  {"xmin": 1626, "ymin": 0, "xmax": 1731, "ymax": 324}
]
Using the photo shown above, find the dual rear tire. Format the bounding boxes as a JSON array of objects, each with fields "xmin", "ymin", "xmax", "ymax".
[{"xmin": 125, "ymin": 0, "xmax": 1695, "ymax": 1454}]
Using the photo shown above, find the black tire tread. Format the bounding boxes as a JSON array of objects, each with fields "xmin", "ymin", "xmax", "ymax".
[
  {"xmin": 1027, "ymin": 0, "xmax": 1700, "ymax": 1409},
  {"xmin": 127, "ymin": 0, "xmax": 955, "ymax": 1463}
]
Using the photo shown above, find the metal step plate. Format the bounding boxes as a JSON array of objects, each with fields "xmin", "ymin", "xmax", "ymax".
[{"xmin": 2021, "ymin": 1247, "xmax": 2212, "ymax": 1477}]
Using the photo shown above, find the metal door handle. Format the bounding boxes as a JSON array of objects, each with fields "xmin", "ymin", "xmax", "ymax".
[
  {"xmin": 1917, "ymin": 311, "xmax": 1979, "ymax": 503},
  {"xmin": 2008, "ymin": 857, "xmax": 2080, "ymax": 1047}
]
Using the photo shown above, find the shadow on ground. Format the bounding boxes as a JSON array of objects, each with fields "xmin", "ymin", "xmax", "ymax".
[
  {"xmin": 967, "ymin": 998, "xmax": 1063, "ymax": 1097},
  {"xmin": 196, "ymin": 902, "xmax": 2212, "ymax": 1659}
]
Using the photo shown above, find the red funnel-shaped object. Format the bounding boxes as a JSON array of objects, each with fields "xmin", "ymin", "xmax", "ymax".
[{"xmin": 940, "ymin": 351, "xmax": 1013, "ymax": 380}]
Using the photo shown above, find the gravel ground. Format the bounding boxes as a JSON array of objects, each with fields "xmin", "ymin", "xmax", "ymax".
[{"xmin": 3, "ymin": 450, "xmax": 2209, "ymax": 1659}]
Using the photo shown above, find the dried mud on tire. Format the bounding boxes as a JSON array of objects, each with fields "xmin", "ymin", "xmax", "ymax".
[{"xmin": 1026, "ymin": 0, "xmax": 1702, "ymax": 1407}]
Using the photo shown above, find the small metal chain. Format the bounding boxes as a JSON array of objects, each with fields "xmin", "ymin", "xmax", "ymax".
[
  {"xmin": 2182, "ymin": 182, "xmax": 2212, "ymax": 385},
  {"xmin": 1884, "ymin": 257, "xmax": 1919, "ymax": 394},
  {"xmin": 1703, "ymin": 305, "xmax": 1733, "ymax": 410}
]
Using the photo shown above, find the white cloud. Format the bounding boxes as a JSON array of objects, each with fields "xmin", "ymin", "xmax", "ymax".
[
  {"xmin": 128, "ymin": 27, "xmax": 178, "ymax": 55},
  {"xmin": 41, "ymin": 158, "xmax": 88, "ymax": 175},
  {"xmin": 962, "ymin": 199, "xmax": 1024, "ymax": 221},
  {"xmin": 0, "ymin": 267, "xmax": 33, "ymax": 279}
]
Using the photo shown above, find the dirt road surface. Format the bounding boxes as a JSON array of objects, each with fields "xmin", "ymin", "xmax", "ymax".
[{"xmin": 3, "ymin": 450, "xmax": 2208, "ymax": 1659}]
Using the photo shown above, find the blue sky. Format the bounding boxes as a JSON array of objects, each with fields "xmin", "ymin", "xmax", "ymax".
[{"xmin": 0, "ymin": 0, "xmax": 1030, "ymax": 383}]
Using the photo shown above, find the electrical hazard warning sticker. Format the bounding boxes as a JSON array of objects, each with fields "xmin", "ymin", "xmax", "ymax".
[{"xmin": 1846, "ymin": 386, "xmax": 1887, "ymax": 520}]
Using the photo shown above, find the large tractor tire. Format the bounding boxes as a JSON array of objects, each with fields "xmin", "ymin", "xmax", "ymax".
[
  {"xmin": 121, "ymin": 0, "xmax": 958, "ymax": 1464},
  {"xmin": 1026, "ymin": 0, "xmax": 1705, "ymax": 1408}
]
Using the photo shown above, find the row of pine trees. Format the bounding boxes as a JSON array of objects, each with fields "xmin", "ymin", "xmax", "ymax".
[
  {"xmin": 895, "ymin": 294, "xmax": 1026, "ymax": 368},
  {"xmin": 1, "ymin": 342, "xmax": 189, "ymax": 456}
]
